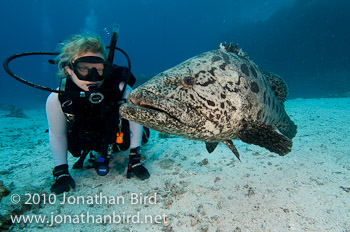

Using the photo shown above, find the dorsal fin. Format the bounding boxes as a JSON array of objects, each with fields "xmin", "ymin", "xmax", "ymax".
[
  {"xmin": 260, "ymin": 69, "xmax": 289, "ymax": 102},
  {"xmin": 219, "ymin": 42, "xmax": 249, "ymax": 58}
]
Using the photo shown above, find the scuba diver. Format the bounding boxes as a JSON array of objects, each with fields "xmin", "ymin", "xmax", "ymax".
[
  {"xmin": 2, "ymin": 25, "xmax": 150, "ymax": 194},
  {"xmin": 46, "ymin": 35, "xmax": 150, "ymax": 194},
  {"xmin": 45, "ymin": 33, "xmax": 151, "ymax": 194}
]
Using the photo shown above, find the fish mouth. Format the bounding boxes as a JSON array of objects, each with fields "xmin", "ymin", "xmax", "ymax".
[
  {"xmin": 120, "ymin": 88, "xmax": 204, "ymax": 130},
  {"xmin": 128, "ymin": 97, "xmax": 181, "ymax": 123}
]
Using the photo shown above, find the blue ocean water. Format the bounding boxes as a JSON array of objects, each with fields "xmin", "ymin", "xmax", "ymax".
[{"xmin": 1, "ymin": 0, "xmax": 348, "ymax": 108}]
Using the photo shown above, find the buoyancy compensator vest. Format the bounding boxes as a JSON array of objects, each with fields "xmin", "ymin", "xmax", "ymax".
[{"xmin": 59, "ymin": 65, "xmax": 136, "ymax": 158}]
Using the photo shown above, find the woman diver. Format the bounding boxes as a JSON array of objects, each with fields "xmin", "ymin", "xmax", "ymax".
[{"xmin": 46, "ymin": 34, "xmax": 150, "ymax": 194}]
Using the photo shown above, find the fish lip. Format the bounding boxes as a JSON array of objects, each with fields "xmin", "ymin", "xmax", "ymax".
[
  {"xmin": 130, "ymin": 98, "xmax": 180, "ymax": 122},
  {"xmin": 127, "ymin": 89, "xmax": 203, "ymax": 128}
]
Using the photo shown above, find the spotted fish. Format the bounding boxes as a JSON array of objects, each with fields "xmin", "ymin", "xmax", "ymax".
[{"xmin": 120, "ymin": 43, "xmax": 297, "ymax": 160}]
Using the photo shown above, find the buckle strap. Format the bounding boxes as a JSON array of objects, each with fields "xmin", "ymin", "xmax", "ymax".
[
  {"xmin": 131, "ymin": 163, "xmax": 141, "ymax": 169},
  {"xmin": 55, "ymin": 174, "xmax": 70, "ymax": 181}
]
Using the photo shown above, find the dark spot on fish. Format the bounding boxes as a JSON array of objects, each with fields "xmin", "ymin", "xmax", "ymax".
[
  {"xmin": 263, "ymin": 91, "xmax": 267, "ymax": 104},
  {"xmin": 244, "ymin": 83, "xmax": 249, "ymax": 90},
  {"xmin": 209, "ymin": 113, "xmax": 215, "ymax": 120},
  {"xmin": 236, "ymin": 77, "xmax": 241, "ymax": 86},
  {"xmin": 257, "ymin": 110, "xmax": 262, "ymax": 120},
  {"xmin": 250, "ymin": 66, "xmax": 258, "ymax": 78},
  {"xmin": 267, "ymin": 96, "xmax": 271, "ymax": 107},
  {"xmin": 211, "ymin": 56, "xmax": 221, "ymax": 62},
  {"xmin": 221, "ymin": 93, "xmax": 226, "ymax": 99},
  {"xmin": 207, "ymin": 100, "xmax": 215, "ymax": 106},
  {"xmin": 232, "ymin": 106, "xmax": 236, "ymax": 111},
  {"xmin": 195, "ymin": 70, "xmax": 207, "ymax": 78},
  {"xmin": 200, "ymin": 78, "xmax": 216, "ymax": 87},
  {"xmin": 250, "ymin": 82, "xmax": 259, "ymax": 93},
  {"xmin": 241, "ymin": 64, "xmax": 250, "ymax": 76},
  {"xmin": 220, "ymin": 102, "xmax": 225, "ymax": 109},
  {"xmin": 190, "ymin": 94, "xmax": 195, "ymax": 101},
  {"xmin": 216, "ymin": 114, "xmax": 221, "ymax": 120},
  {"xmin": 208, "ymin": 67, "xmax": 217, "ymax": 76},
  {"xmin": 225, "ymin": 82, "xmax": 237, "ymax": 92},
  {"xmin": 219, "ymin": 63, "xmax": 227, "ymax": 71},
  {"xmin": 272, "ymin": 86, "xmax": 280, "ymax": 99},
  {"xmin": 275, "ymin": 92, "xmax": 280, "ymax": 99}
]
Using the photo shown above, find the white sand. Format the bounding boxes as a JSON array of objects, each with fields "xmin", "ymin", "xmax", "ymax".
[{"xmin": 0, "ymin": 98, "xmax": 349, "ymax": 232}]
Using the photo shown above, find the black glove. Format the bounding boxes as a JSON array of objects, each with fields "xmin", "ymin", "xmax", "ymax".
[
  {"xmin": 51, "ymin": 164, "xmax": 76, "ymax": 194},
  {"xmin": 127, "ymin": 147, "xmax": 150, "ymax": 180}
]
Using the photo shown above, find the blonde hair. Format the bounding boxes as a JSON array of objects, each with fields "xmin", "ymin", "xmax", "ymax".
[{"xmin": 56, "ymin": 34, "xmax": 107, "ymax": 78}]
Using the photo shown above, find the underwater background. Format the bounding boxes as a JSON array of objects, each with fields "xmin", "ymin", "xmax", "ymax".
[
  {"xmin": 0, "ymin": 0, "xmax": 349, "ymax": 108},
  {"xmin": 1, "ymin": 1, "xmax": 350, "ymax": 231}
]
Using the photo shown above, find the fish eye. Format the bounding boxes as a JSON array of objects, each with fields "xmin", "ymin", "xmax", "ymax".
[{"xmin": 181, "ymin": 75, "xmax": 195, "ymax": 88}]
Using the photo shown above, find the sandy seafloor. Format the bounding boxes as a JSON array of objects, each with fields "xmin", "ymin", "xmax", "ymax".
[{"xmin": 0, "ymin": 97, "xmax": 349, "ymax": 232}]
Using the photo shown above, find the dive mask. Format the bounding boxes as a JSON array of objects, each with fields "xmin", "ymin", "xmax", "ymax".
[{"xmin": 71, "ymin": 56, "xmax": 112, "ymax": 81}]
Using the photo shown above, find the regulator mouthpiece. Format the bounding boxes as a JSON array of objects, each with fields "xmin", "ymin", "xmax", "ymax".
[{"xmin": 87, "ymin": 84, "xmax": 104, "ymax": 104}]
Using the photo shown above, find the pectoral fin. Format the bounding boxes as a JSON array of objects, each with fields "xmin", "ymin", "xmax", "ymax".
[{"xmin": 237, "ymin": 120, "xmax": 292, "ymax": 156}]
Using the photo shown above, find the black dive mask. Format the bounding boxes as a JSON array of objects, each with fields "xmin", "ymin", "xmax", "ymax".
[{"xmin": 71, "ymin": 56, "xmax": 112, "ymax": 81}]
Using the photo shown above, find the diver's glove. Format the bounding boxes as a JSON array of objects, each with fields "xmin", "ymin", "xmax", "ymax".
[
  {"xmin": 51, "ymin": 164, "xmax": 76, "ymax": 194},
  {"xmin": 127, "ymin": 147, "xmax": 150, "ymax": 180}
]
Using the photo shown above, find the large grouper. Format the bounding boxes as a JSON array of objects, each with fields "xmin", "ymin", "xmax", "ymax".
[{"xmin": 120, "ymin": 43, "xmax": 297, "ymax": 160}]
